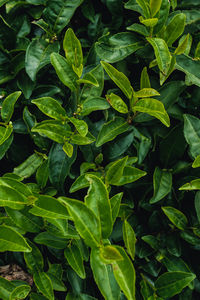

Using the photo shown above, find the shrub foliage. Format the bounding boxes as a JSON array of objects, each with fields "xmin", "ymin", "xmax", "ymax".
[{"xmin": 0, "ymin": 0, "xmax": 200, "ymax": 299}]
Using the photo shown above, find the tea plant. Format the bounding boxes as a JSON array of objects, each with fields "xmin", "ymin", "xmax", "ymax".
[{"xmin": 0, "ymin": 0, "xmax": 200, "ymax": 299}]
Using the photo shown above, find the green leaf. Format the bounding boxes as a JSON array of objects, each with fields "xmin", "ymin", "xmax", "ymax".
[
  {"xmin": 0, "ymin": 276, "xmax": 15, "ymax": 300},
  {"xmin": 100, "ymin": 245, "xmax": 123, "ymax": 263},
  {"xmin": 96, "ymin": 117, "xmax": 130, "ymax": 147},
  {"xmin": 34, "ymin": 231, "xmax": 68, "ymax": 249},
  {"xmin": 90, "ymin": 248, "xmax": 121, "ymax": 300},
  {"xmin": 174, "ymin": 34, "xmax": 190, "ymax": 55},
  {"xmin": 136, "ymin": 0, "xmax": 150, "ymax": 18},
  {"xmin": 69, "ymin": 117, "xmax": 88, "ymax": 137},
  {"xmin": 77, "ymin": 73, "xmax": 99, "ymax": 87},
  {"xmin": 140, "ymin": 67, "xmax": 151, "ymax": 89},
  {"xmin": 164, "ymin": 13, "xmax": 186, "ymax": 47},
  {"xmin": 43, "ymin": 0, "xmax": 83, "ymax": 34},
  {"xmin": 80, "ymin": 97, "xmax": 110, "ymax": 117},
  {"xmin": 36, "ymin": 159, "xmax": 49, "ymax": 189},
  {"xmin": 63, "ymin": 141, "xmax": 73, "ymax": 158},
  {"xmin": 106, "ymin": 156, "xmax": 128, "ymax": 185},
  {"xmin": 50, "ymin": 53, "xmax": 78, "ymax": 91},
  {"xmin": 33, "ymin": 271, "xmax": 54, "ymax": 300},
  {"xmin": 29, "ymin": 195, "xmax": 70, "ymax": 219},
  {"xmin": 0, "ymin": 125, "xmax": 13, "ymax": 145},
  {"xmin": 192, "ymin": 154, "xmax": 200, "ymax": 168},
  {"xmin": 140, "ymin": 18, "xmax": 158, "ymax": 27},
  {"xmin": 58, "ymin": 197, "xmax": 101, "ymax": 247},
  {"xmin": 69, "ymin": 172, "xmax": 101, "ymax": 193},
  {"xmin": 24, "ymin": 240, "xmax": 44, "ymax": 272},
  {"xmin": 153, "ymin": 0, "xmax": 170, "ymax": 34},
  {"xmin": 101, "ymin": 61, "xmax": 133, "ymax": 99},
  {"xmin": 176, "ymin": 55, "xmax": 200, "ymax": 87},
  {"xmin": 31, "ymin": 97, "xmax": 67, "ymax": 121},
  {"xmin": 81, "ymin": 65, "xmax": 104, "ymax": 101},
  {"xmin": 110, "ymin": 193, "xmax": 123, "ymax": 225},
  {"xmin": 32, "ymin": 120, "xmax": 71, "ymax": 144},
  {"xmin": 106, "ymin": 93, "xmax": 128, "ymax": 114},
  {"xmin": 1, "ymin": 91, "xmax": 21, "ymax": 123},
  {"xmin": 126, "ymin": 23, "xmax": 149, "ymax": 36},
  {"xmin": 150, "ymin": 0, "xmax": 162, "ymax": 17},
  {"xmin": 133, "ymin": 98, "xmax": 170, "ymax": 127},
  {"xmin": 162, "ymin": 207, "xmax": 188, "ymax": 230},
  {"xmin": 63, "ymin": 28, "xmax": 83, "ymax": 77},
  {"xmin": 195, "ymin": 192, "xmax": 200, "ymax": 223},
  {"xmin": 135, "ymin": 88, "xmax": 160, "ymax": 98},
  {"xmin": 116, "ymin": 166, "xmax": 146, "ymax": 186},
  {"xmin": 10, "ymin": 285, "xmax": 31, "ymax": 300},
  {"xmin": 25, "ymin": 38, "xmax": 59, "ymax": 81},
  {"xmin": 112, "ymin": 246, "xmax": 136, "ymax": 300},
  {"xmin": 147, "ymin": 38, "xmax": 171, "ymax": 75},
  {"xmin": 85, "ymin": 174, "xmax": 112, "ymax": 238},
  {"xmin": 6, "ymin": 206, "xmax": 43, "ymax": 233},
  {"xmin": 179, "ymin": 179, "xmax": 200, "ymax": 191},
  {"xmin": 183, "ymin": 114, "xmax": 200, "ymax": 158},
  {"xmin": 0, "ymin": 225, "xmax": 31, "ymax": 252},
  {"xmin": 155, "ymin": 272, "xmax": 196, "ymax": 298},
  {"xmin": 95, "ymin": 32, "xmax": 144, "ymax": 63},
  {"xmin": 70, "ymin": 133, "xmax": 95, "ymax": 145},
  {"xmin": 13, "ymin": 153, "xmax": 44, "ymax": 178},
  {"xmin": 123, "ymin": 220, "xmax": 136, "ymax": 260},
  {"xmin": 0, "ymin": 185, "xmax": 28, "ymax": 210},
  {"xmin": 64, "ymin": 243, "xmax": 86, "ymax": 279},
  {"xmin": 150, "ymin": 167, "xmax": 172, "ymax": 203}
]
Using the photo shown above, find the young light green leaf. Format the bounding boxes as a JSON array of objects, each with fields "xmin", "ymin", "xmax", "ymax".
[
  {"xmin": 33, "ymin": 271, "xmax": 54, "ymax": 300},
  {"xmin": 176, "ymin": 54, "xmax": 200, "ymax": 87},
  {"xmin": 77, "ymin": 73, "xmax": 99, "ymax": 87},
  {"xmin": 32, "ymin": 120, "xmax": 71, "ymax": 144},
  {"xmin": 64, "ymin": 243, "xmax": 86, "ymax": 279},
  {"xmin": 147, "ymin": 38, "xmax": 171, "ymax": 75},
  {"xmin": 133, "ymin": 98, "xmax": 170, "ymax": 127},
  {"xmin": 179, "ymin": 179, "xmax": 200, "ymax": 191},
  {"xmin": 183, "ymin": 114, "xmax": 200, "ymax": 158},
  {"xmin": 162, "ymin": 206, "xmax": 188, "ymax": 230},
  {"xmin": 126, "ymin": 23, "xmax": 149, "ymax": 36},
  {"xmin": 153, "ymin": 0, "xmax": 170, "ymax": 34},
  {"xmin": 1, "ymin": 91, "xmax": 21, "ymax": 123},
  {"xmin": 164, "ymin": 13, "xmax": 186, "ymax": 47},
  {"xmin": 85, "ymin": 174, "xmax": 112, "ymax": 239},
  {"xmin": 0, "ymin": 185, "xmax": 28, "ymax": 210},
  {"xmin": 13, "ymin": 153, "xmax": 44, "ymax": 178},
  {"xmin": 150, "ymin": 0, "xmax": 162, "ymax": 17},
  {"xmin": 110, "ymin": 193, "xmax": 123, "ymax": 224},
  {"xmin": 160, "ymin": 55, "xmax": 176, "ymax": 86},
  {"xmin": 90, "ymin": 248, "xmax": 121, "ymax": 300},
  {"xmin": 29, "ymin": 195, "xmax": 71, "ymax": 219},
  {"xmin": 70, "ymin": 133, "xmax": 95, "ymax": 145},
  {"xmin": 80, "ymin": 97, "xmax": 110, "ymax": 117},
  {"xmin": 58, "ymin": 197, "xmax": 101, "ymax": 247},
  {"xmin": 81, "ymin": 65, "xmax": 104, "ymax": 101},
  {"xmin": 140, "ymin": 67, "xmax": 151, "ymax": 89},
  {"xmin": 106, "ymin": 156, "xmax": 128, "ymax": 185},
  {"xmin": 155, "ymin": 272, "xmax": 196, "ymax": 298},
  {"xmin": 96, "ymin": 117, "xmax": 130, "ymax": 147},
  {"xmin": 34, "ymin": 231, "xmax": 68, "ymax": 249},
  {"xmin": 50, "ymin": 52, "xmax": 78, "ymax": 91},
  {"xmin": 0, "ymin": 276, "xmax": 15, "ymax": 300},
  {"xmin": 100, "ymin": 245, "xmax": 123, "ymax": 263},
  {"xmin": 192, "ymin": 154, "xmax": 200, "ymax": 168},
  {"xmin": 63, "ymin": 142, "xmax": 73, "ymax": 158},
  {"xmin": 174, "ymin": 34, "xmax": 190, "ymax": 55},
  {"xmin": 135, "ymin": 88, "xmax": 160, "ymax": 98},
  {"xmin": 136, "ymin": 0, "xmax": 150, "ymax": 18},
  {"xmin": 116, "ymin": 166, "xmax": 147, "ymax": 186},
  {"xmin": 10, "ymin": 285, "xmax": 31, "ymax": 300},
  {"xmin": 150, "ymin": 167, "xmax": 172, "ymax": 203},
  {"xmin": 63, "ymin": 28, "xmax": 83, "ymax": 77},
  {"xmin": 106, "ymin": 93, "xmax": 128, "ymax": 114},
  {"xmin": 0, "ymin": 125, "xmax": 13, "ymax": 146},
  {"xmin": 31, "ymin": 97, "xmax": 67, "ymax": 121},
  {"xmin": 123, "ymin": 220, "xmax": 137, "ymax": 260},
  {"xmin": 69, "ymin": 117, "xmax": 88, "ymax": 137},
  {"xmin": 0, "ymin": 225, "xmax": 31, "ymax": 252},
  {"xmin": 140, "ymin": 18, "xmax": 158, "ymax": 27},
  {"xmin": 112, "ymin": 246, "xmax": 136, "ymax": 300},
  {"xmin": 101, "ymin": 61, "xmax": 133, "ymax": 99}
]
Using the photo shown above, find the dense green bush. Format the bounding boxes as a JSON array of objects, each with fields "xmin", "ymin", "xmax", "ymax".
[{"xmin": 0, "ymin": 0, "xmax": 200, "ymax": 299}]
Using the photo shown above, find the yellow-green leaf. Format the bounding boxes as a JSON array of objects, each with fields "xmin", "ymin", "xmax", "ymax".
[{"xmin": 106, "ymin": 93, "xmax": 128, "ymax": 114}]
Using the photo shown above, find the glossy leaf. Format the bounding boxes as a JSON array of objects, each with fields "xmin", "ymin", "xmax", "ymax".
[
  {"xmin": 106, "ymin": 156, "xmax": 128, "ymax": 185},
  {"xmin": 155, "ymin": 272, "xmax": 196, "ymax": 298},
  {"xmin": 123, "ymin": 220, "xmax": 136, "ymax": 260},
  {"xmin": 174, "ymin": 34, "xmax": 190, "ymax": 55},
  {"xmin": 1, "ymin": 91, "xmax": 21, "ymax": 123},
  {"xmin": 34, "ymin": 231, "xmax": 68, "ymax": 249},
  {"xmin": 162, "ymin": 207, "xmax": 188, "ymax": 230},
  {"xmin": 64, "ymin": 243, "xmax": 86, "ymax": 279},
  {"xmin": 110, "ymin": 193, "xmax": 123, "ymax": 224},
  {"xmin": 10, "ymin": 285, "xmax": 31, "ymax": 300},
  {"xmin": 70, "ymin": 133, "xmax": 95, "ymax": 145},
  {"xmin": 100, "ymin": 245, "xmax": 123, "ymax": 263},
  {"xmin": 69, "ymin": 117, "xmax": 88, "ymax": 137},
  {"xmin": 153, "ymin": 0, "xmax": 170, "ymax": 34},
  {"xmin": 150, "ymin": 167, "xmax": 172, "ymax": 204},
  {"xmin": 133, "ymin": 98, "xmax": 170, "ymax": 127},
  {"xmin": 24, "ymin": 241, "xmax": 44, "ymax": 272},
  {"xmin": 0, "ymin": 125, "xmax": 13, "ymax": 146},
  {"xmin": 192, "ymin": 154, "xmax": 200, "ymax": 168},
  {"xmin": 147, "ymin": 38, "xmax": 171, "ymax": 75},
  {"xmin": 33, "ymin": 271, "xmax": 54, "ymax": 300},
  {"xmin": 134, "ymin": 88, "xmax": 160, "ymax": 98},
  {"xmin": 13, "ymin": 153, "xmax": 44, "ymax": 178},
  {"xmin": 136, "ymin": 0, "xmax": 150, "ymax": 18},
  {"xmin": 176, "ymin": 54, "xmax": 200, "ymax": 87},
  {"xmin": 50, "ymin": 52, "xmax": 78, "ymax": 91},
  {"xmin": 126, "ymin": 23, "xmax": 149, "ymax": 36},
  {"xmin": 0, "ymin": 276, "xmax": 15, "ymax": 300},
  {"xmin": 150, "ymin": 0, "xmax": 162, "ymax": 17},
  {"xmin": 90, "ymin": 248, "xmax": 121, "ymax": 300},
  {"xmin": 179, "ymin": 179, "xmax": 200, "ymax": 191},
  {"xmin": 106, "ymin": 93, "xmax": 128, "ymax": 114},
  {"xmin": 29, "ymin": 195, "xmax": 70, "ymax": 219},
  {"xmin": 164, "ymin": 13, "xmax": 186, "ymax": 46},
  {"xmin": 101, "ymin": 61, "xmax": 133, "ymax": 99},
  {"xmin": 32, "ymin": 97, "xmax": 67, "ymax": 121},
  {"xmin": 80, "ymin": 97, "xmax": 110, "ymax": 117},
  {"xmin": 96, "ymin": 32, "xmax": 144, "ymax": 63},
  {"xmin": 112, "ymin": 246, "xmax": 136, "ymax": 300},
  {"xmin": 183, "ymin": 114, "xmax": 200, "ymax": 158},
  {"xmin": 59, "ymin": 197, "xmax": 101, "ymax": 247},
  {"xmin": 63, "ymin": 28, "xmax": 83, "ymax": 77},
  {"xmin": 195, "ymin": 192, "xmax": 200, "ymax": 223},
  {"xmin": 85, "ymin": 174, "xmax": 112, "ymax": 238},
  {"xmin": 116, "ymin": 166, "xmax": 147, "ymax": 186},
  {"xmin": 140, "ymin": 18, "xmax": 158, "ymax": 27},
  {"xmin": 0, "ymin": 225, "xmax": 31, "ymax": 252},
  {"xmin": 96, "ymin": 117, "xmax": 130, "ymax": 147},
  {"xmin": 140, "ymin": 67, "xmax": 151, "ymax": 89},
  {"xmin": 63, "ymin": 141, "xmax": 73, "ymax": 158},
  {"xmin": 36, "ymin": 159, "xmax": 49, "ymax": 189}
]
